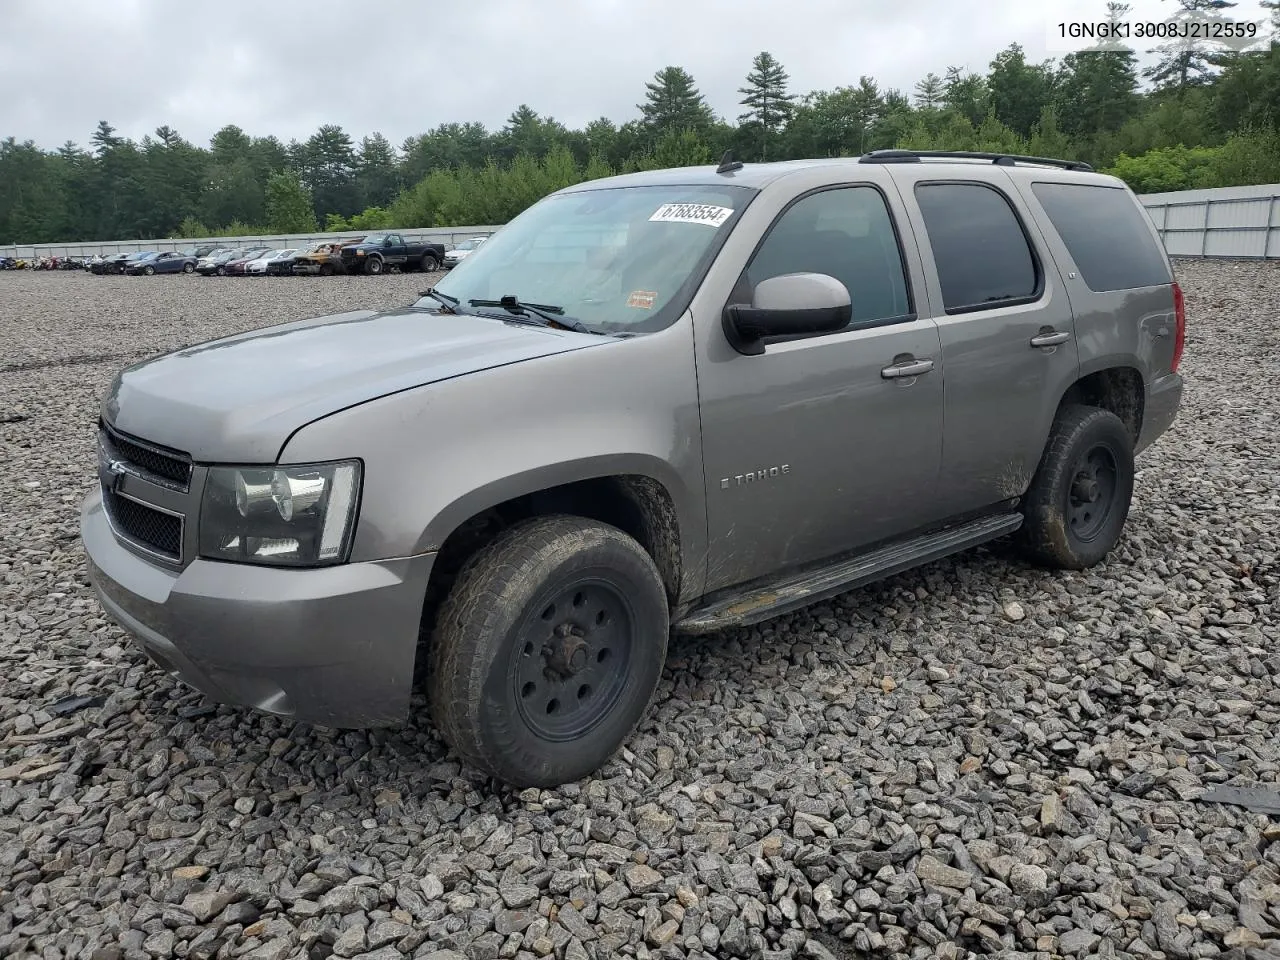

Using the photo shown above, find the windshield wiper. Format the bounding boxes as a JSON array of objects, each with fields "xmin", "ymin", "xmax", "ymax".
[
  {"xmin": 418, "ymin": 288, "xmax": 460, "ymax": 313},
  {"xmin": 469, "ymin": 295, "xmax": 599, "ymax": 334}
]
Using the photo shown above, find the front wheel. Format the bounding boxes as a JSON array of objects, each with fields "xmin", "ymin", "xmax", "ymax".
[
  {"xmin": 1016, "ymin": 404, "xmax": 1135, "ymax": 570},
  {"xmin": 183, "ymin": 262, "xmax": 195, "ymax": 274},
  {"xmin": 428, "ymin": 516, "xmax": 669, "ymax": 788},
  {"xmin": 143, "ymin": 265, "xmax": 155, "ymax": 276},
  {"xmin": 421, "ymin": 253, "xmax": 440, "ymax": 272},
  {"xmin": 216, "ymin": 266, "xmax": 226, "ymax": 276},
  {"xmin": 364, "ymin": 257, "xmax": 383, "ymax": 275}
]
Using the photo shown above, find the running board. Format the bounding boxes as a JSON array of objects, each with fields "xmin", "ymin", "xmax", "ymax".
[{"xmin": 674, "ymin": 513, "xmax": 1023, "ymax": 634}]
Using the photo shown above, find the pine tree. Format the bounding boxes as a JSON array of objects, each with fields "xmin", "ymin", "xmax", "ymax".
[
  {"xmin": 1056, "ymin": 3, "xmax": 1140, "ymax": 135},
  {"xmin": 1144, "ymin": 0, "xmax": 1239, "ymax": 93},
  {"xmin": 914, "ymin": 73, "xmax": 945, "ymax": 108},
  {"xmin": 639, "ymin": 67, "xmax": 715, "ymax": 139},
  {"xmin": 737, "ymin": 52, "xmax": 795, "ymax": 159}
]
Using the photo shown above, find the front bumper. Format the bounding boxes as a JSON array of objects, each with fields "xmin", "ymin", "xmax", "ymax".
[
  {"xmin": 81, "ymin": 488, "xmax": 435, "ymax": 728},
  {"xmin": 1137, "ymin": 372, "xmax": 1184, "ymax": 454}
]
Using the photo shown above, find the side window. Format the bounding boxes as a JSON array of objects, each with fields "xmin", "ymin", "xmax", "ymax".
[
  {"xmin": 742, "ymin": 186, "xmax": 912, "ymax": 327},
  {"xmin": 1031, "ymin": 182, "xmax": 1171, "ymax": 292},
  {"xmin": 915, "ymin": 182, "xmax": 1039, "ymax": 312}
]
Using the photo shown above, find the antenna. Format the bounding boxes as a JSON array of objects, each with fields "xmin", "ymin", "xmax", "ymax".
[{"xmin": 716, "ymin": 150, "xmax": 744, "ymax": 175}]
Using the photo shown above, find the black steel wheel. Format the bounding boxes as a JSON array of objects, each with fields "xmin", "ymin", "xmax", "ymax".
[
  {"xmin": 365, "ymin": 256, "xmax": 383, "ymax": 275},
  {"xmin": 1017, "ymin": 404, "xmax": 1134, "ymax": 570},
  {"xmin": 513, "ymin": 581, "xmax": 635, "ymax": 742},
  {"xmin": 428, "ymin": 515, "xmax": 669, "ymax": 787}
]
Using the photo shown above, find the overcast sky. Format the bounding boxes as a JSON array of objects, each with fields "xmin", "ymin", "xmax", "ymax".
[{"xmin": 2, "ymin": 0, "xmax": 1273, "ymax": 151}]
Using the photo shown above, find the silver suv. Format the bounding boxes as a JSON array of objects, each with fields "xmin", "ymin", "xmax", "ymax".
[{"xmin": 81, "ymin": 150, "xmax": 1185, "ymax": 787}]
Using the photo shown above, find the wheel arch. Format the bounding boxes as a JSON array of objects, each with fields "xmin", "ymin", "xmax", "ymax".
[
  {"xmin": 1058, "ymin": 365, "xmax": 1145, "ymax": 444},
  {"xmin": 414, "ymin": 469, "xmax": 686, "ymax": 681}
]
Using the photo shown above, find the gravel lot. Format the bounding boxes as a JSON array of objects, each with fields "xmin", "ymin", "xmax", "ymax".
[{"xmin": 1, "ymin": 263, "xmax": 1278, "ymax": 960}]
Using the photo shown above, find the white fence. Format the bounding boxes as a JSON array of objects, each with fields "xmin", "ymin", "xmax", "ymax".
[
  {"xmin": 1139, "ymin": 184, "xmax": 1280, "ymax": 259},
  {"xmin": 0, "ymin": 226, "xmax": 501, "ymax": 260}
]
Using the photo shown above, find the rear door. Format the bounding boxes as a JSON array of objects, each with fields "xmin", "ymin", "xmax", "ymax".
[
  {"xmin": 887, "ymin": 165, "xmax": 1080, "ymax": 517},
  {"xmin": 1004, "ymin": 177, "xmax": 1177, "ymax": 384}
]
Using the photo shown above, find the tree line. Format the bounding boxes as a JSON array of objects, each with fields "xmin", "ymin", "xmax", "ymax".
[{"xmin": 3, "ymin": 0, "xmax": 1280, "ymax": 245}]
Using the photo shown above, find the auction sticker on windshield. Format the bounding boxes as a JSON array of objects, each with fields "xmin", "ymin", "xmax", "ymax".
[{"xmin": 649, "ymin": 203, "xmax": 734, "ymax": 227}]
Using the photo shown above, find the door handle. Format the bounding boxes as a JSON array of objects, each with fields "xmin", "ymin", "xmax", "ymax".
[
  {"xmin": 881, "ymin": 358, "xmax": 935, "ymax": 379},
  {"xmin": 1030, "ymin": 330, "xmax": 1071, "ymax": 348}
]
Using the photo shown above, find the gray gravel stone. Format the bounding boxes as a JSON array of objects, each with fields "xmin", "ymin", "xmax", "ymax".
[{"xmin": 3, "ymin": 261, "xmax": 1279, "ymax": 960}]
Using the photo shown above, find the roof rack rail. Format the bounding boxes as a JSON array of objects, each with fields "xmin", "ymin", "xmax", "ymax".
[{"xmin": 858, "ymin": 149, "xmax": 1094, "ymax": 172}]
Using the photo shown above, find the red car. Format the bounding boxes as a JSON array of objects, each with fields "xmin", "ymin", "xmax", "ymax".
[{"xmin": 222, "ymin": 248, "xmax": 271, "ymax": 276}]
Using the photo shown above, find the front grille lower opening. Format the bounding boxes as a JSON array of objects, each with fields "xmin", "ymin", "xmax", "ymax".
[{"xmin": 103, "ymin": 488, "xmax": 182, "ymax": 560}]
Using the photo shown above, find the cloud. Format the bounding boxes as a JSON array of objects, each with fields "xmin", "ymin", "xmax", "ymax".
[{"xmin": 2, "ymin": 0, "xmax": 1268, "ymax": 151}]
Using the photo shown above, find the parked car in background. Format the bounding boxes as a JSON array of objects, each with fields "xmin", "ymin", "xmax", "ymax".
[
  {"xmin": 291, "ymin": 241, "xmax": 350, "ymax": 276},
  {"xmin": 116, "ymin": 252, "xmax": 158, "ymax": 275},
  {"xmin": 266, "ymin": 249, "xmax": 302, "ymax": 276},
  {"xmin": 247, "ymin": 249, "xmax": 298, "ymax": 276},
  {"xmin": 339, "ymin": 233, "xmax": 446, "ymax": 274},
  {"xmin": 196, "ymin": 249, "xmax": 241, "ymax": 276},
  {"xmin": 125, "ymin": 251, "xmax": 198, "ymax": 275},
  {"xmin": 91, "ymin": 252, "xmax": 134, "ymax": 275},
  {"xmin": 442, "ymin": 236, "xmax": 487, "ymax": 269},
  {"xmin": 223, "ymin": 248, "xmax": 271, "ymax": 276}
]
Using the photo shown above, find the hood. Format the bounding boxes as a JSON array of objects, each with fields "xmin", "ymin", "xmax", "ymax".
[{"xmin": 103, "ymin": 304, "xmax": 610, "ymax": 463}]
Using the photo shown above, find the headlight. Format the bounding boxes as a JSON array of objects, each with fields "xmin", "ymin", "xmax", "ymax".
[
  {"xmin": 199, "ymin": 460, "xmax": 361, "ymax": 567},
  {"xmin": 355, "ymin": 249, "xmax": 365, "ymax": 256}
]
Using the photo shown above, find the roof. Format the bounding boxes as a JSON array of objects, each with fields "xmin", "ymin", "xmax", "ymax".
[{"xmin": 563, "ymin": 152, "xmax": 1117, "ymax": 195}]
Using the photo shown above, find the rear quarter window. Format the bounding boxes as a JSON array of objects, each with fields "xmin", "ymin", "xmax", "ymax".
[{"xmin": 1030, "ymin": 182, "xmax": 1171, "ymax": 292}]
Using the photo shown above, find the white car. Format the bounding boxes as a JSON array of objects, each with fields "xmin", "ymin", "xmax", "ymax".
[
  {"xmin": 442, "ymin": 237, "xmax": 487, "ymax": 269},
  {"xmin": 247, "ymin": 249, "xmax": 299, "ymax": 276}
]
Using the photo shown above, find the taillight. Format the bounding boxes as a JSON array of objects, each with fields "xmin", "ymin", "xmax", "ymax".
[{"xmin": 1171, "ymin": 281, "xmax": 1186, "ymax": 374}]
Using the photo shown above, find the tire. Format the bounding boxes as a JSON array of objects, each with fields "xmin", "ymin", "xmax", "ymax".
[
  {"xmin": 1016, "ymin": 404, "xmax": 1135, "ymax": 570},
  {"xmin": 364, "ymin": 257, "xmax": 383, "ymax": 275},
  {"xmin": 143, "ymin": 265, "xmax": 155, "ymax": 276},
  {"xmin": 428, "ymin": 515, "xmax": 669, "ymax": 788},
  {"xmin": 319, "ymin": 264, "xmax": 333, "ymax": 277},
  {"xmin": 421, "ymin": 253, "xmax": 440, "ymax": 272},
  {"xmin": 216, "ymin": 266, "xmax": 226, "ymax": 276},
  {"xmin": 183, "ymin": 262, "xmax": 194, "ymax": 274}
]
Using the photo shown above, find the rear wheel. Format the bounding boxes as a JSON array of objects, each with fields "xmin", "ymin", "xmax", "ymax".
[
  {"xmin": 421, "ymin": 253, "xmax": 440, "ymax": 272},
  {"xmin": 1016, "ymin": 404, "xmax": 1135, "ymax": 570},
  {"xmin": 428, "ymin": 516, "xmax": 669, "ymax": 788}
]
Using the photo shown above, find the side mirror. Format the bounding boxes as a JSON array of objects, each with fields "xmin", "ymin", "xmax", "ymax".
[{"xmin": 723, "ymin": 273, "xmax": 852, "ymax": 356}]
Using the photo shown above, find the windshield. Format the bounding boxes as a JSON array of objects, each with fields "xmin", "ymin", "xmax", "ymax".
[
  {"xmin": 430, "ymin": 184, "xmax": 756, "ymax": 334},
  {"xmin": 363, "ymin": 234, "xmax": 387, "ymax": 244},
  {"xmin": 454, "ymin": 240, "xmax": 479, "ymax": 252}
]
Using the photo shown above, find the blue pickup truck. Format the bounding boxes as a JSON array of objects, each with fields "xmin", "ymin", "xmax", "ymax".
[{"xmin": 338, "ymin": 233, "xmax": 447, "ymax": 275}]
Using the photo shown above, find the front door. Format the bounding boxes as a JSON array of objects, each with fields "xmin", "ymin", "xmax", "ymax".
[
  {"xmin": 696, "ymin": 182, "xmax": 946, "ymax": 593},
  {"xmin": 886, "ymin": 168, "xmax": 1081, "ymax": 517}
]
